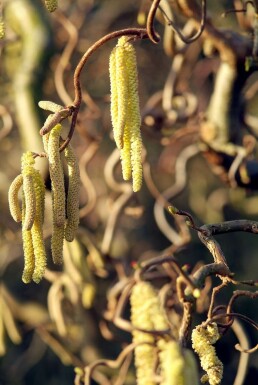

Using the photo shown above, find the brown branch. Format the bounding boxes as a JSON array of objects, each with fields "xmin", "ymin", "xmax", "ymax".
[
  {"xmin": 201, "ymin": 220, "xmax": 258, "ymax": 236},
  {"xmin": 166, "ymin": 0, "xmax": 207, "ymax": 44},
  {"xmin": 58, "ymin": 28, "xmax": 148, "ymax": 152},
  {"xmin": 227, "ymin": 290, "xmax": 258, "ymax": 316},
  {"xmin": 73, "ymin": 28, "xmax": 148, "ymax": 107},
  {"xmin": 84, "ymin": 342, "xmax": 152, "ymax": 385},
  {"xmin": 146, "ymin": 0, "xmax": 161, "ymax": 43}
]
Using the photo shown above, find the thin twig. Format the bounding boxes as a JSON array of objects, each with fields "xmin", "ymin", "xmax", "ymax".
[{"xmin": 146, "ymin": 0, "xmax": 162, "ymax": 43}]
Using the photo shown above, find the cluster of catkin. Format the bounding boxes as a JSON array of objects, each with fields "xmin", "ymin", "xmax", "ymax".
[
  {"xmin": 192, "ymin": 323, "xmax": 223, "ymax": 385},
  {"xmin": 8, "ymin": 152, "xmax": 46, "ymax": 283},
  {"xmin": 109, "ymin": 36, "xmax": 143, "ymax": 192},
  {"xmin": 8, "ymin": 125, "xmax": 80, "ymax": 283},
  {"xmin": 43, "ymin": 123, "xmax": 80, "ymax": 264},
  {"xmin": 130, "ymin": 281, "xmax": 199, "ymax": 385}
]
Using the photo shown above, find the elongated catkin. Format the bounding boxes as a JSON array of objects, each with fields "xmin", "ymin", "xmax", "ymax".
[
  {"xmin": 64, "ymin": 144, "xmax": 80, "ymax": 242},
  {"xmin": 109, "ymin": 48, "xmax": 121, "ymax": 148},
  {"xmin": 124, "ymin": 41, "xmax": 142, "ymax": 192},
  {"xmin": 8, "ymin": 174, "xmax": 23, "ymax": 222},
  {"xmin": 48, "ymin": 124, "xmax": 66, "ymax": 227},
  {"xmin": 51, "ymin": 224, "xmax": 64, "ymax": 265},
  {"xmin": 159, "ymin": 341, "xmax": 199, "ymax": 385},
  {"xmin": 21, "ymin": 193, "xmax": 35, "ymax": 284},
  {"xmin": 109, "ymin": 36, "xmax": 142, "ymax": 191},
  {"xmin": 38, "ymin": 100, "xmax": 63, "ymax": 113},
  {"xmin": 31, "ymin": 170, "xmax": 46, "ymax": 283},
  {"xmin": 130, "ymin": 281, "xmax": 157, "ymax": 385},
  {"xmin": 21, "ymin": 152, "xmax": 37, "ymax": 231}
]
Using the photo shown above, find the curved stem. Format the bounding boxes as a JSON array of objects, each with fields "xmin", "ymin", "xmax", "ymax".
[
  {"xmin": 146, "ymin": 0, "xmax": 162, "ymax": 43},
  {"xmin": 73, "ymin": 28, "xmax": 148, "ymax": 107},
  {"xmin": 59, "ymin": 28, "xmax": 148, "ymax": 152},
  {"xmin": 168, "ymin": 0, "xmax": 207, "ymax": 44}
]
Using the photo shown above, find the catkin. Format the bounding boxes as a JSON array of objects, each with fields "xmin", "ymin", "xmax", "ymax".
[
  {"xmin": 9, "ymin": 151, "xmax": 47, "ymax": 283},
  {"xmin": 44, "ymin": 0, "xmax": 58, "ymax": 12},
  {"xmin": 38, "ymin": 100, "xmax": 63, "ymax": 113},
  {"xmin": 0, "ymin": 21, "xmax": 5, "ymax": 39},
  {"xmin": 109, "ymin": 48, "xmax": 121, "ymax": 148},
  {"xmin": 44, "ymin": 124, "xmax": 65, "ymax": 264},
  {"xmin": 123, "ymin": 40, "xmax": 142, "ymax": 192},
  {"xmin": 48, "ymin": 124, "xmax": 66, "ymax": 227},
  {"xmin": 31, "ymin": 170, "xmax": 46, "ymax": 283},
  {"xmin": 120, "ymin": 123, "xmax": 132, "ymax": 180},
  {"xmin": 21, "ymin": 169, "xmax": 46, "ymax": 283},
  {"xmin": 159, "ymin": 341, "xmax": 199, "ymax": 385},
  {"xmin": 130, "ymin": 281, "xmax": 169, "ymax": 385},
  {"xmin": 21, "ymin": 193, "xmax": 35, "ymax": 283},
  {"xmin": 8, "ymin": 174, "xmax": 23, "ymax": 222},
  {"xmin": 51, "ymin": 224, "xmax": 64, "ymax": 265},
  {"xmin": 109, "ymin": 36, "xmax": 143, "ymax": 191},
  {"xmin": 21, "ymin": 152, "xmax": 36, "ymax": 231},
  {"xmin": 130, "ymin": 282, "xmax": 157, "ymax": 385},
  {"xmin": 192, "ymin": 323, "xmax": 223, "ymax": 385},
  {"xmin": 64, "ymin": 144, "xmax": 80, "ymax": 242},
  {"xmin": 114, "ymin": 41, "xmax": 128, "ymax": 149}
]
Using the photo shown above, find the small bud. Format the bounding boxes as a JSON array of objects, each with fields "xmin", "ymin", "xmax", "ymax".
[{"xmin": 168, "ymin": 205, "xmax": 179, "ymax": 215}]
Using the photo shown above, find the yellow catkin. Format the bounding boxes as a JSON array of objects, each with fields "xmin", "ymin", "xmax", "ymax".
[
  {"xmin": 43, "ymin": 126, "xmax": 64, "ymax": 264},
  {"xmin": 124, "ymin": 41, "xmax": 142, "ymax": 192},
  {"xmin": 130, "ymin": 281, "xmax": 169, "ymax": 385},
  {"xmin": 21, "ymin": 152, "xmax": 36, "ymax": 231},
  {"xmin": 38, "ymin": 100, "xmax": 63, "ymax": 113},
  {"xmin": 31, "ymin": 170, "xmax": 47, "ymax": 283},
  {"xmin": 0, "ymin": 21, "xmax": 5, "ymax": 39},
  {"xmin": 159, "ymin": 341, "xmax": 199, "ymax": 385},
  {"xmin": 109, "ymin": 48, "xmax": 122, "ymax": 149},
  {"xmin": 44, "ymin": 0, "xmax": 58, "ymax": 12},
  {"xmin": 120, "ymin": 123, "xmax": 132, "ymax": 180},
  {"xmin": 130, "ymin": 282, "xmax": 156, "ymax": 385},
  {"xmin": 21, "ymin": 169, "xmax": 46, "ymax": 284},
  {"xmin": 21, "ymin": 194, "xmax": 35, "ymax": 284},
  {"xmin": 48, "ymin": 124, "xmax": 66, "ymax": 227},
  {"xmin": 192, "ymin": 323, "xmax": 223, "ymax": 385},
  {"xmin": 115, "ymin": 41, "xmax": 128, "ymax": 148},
  {"xmin": 8, "ymin": 174, "xmax": 23, "ymax": 222},
  {"xmin": 64, "ymin": 144, "xmax": 80, "ymax": 242},
  {"xmin": 109, "ymin": 36, "xmax": 142, "ymax": 191},
  {"xmin": 51, "ymin": 223, "xmax": 64, "ymax": 265}
]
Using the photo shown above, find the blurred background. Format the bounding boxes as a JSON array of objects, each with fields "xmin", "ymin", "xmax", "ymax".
[{"xmin": 0, "ymin": 0, "xmax": 257, "ymax": 384}]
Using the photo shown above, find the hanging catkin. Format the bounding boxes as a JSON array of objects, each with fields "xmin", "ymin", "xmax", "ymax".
[
  {"xmin": 48, "ymin": 124, "xmax": 66, "ymax": 228},
  {"xmin": 64, "ymin": 143, "xmax": 80, "ymax": 242},
  {"xmin": 9, "ymin": 151, "xmax": 47, "ymax": 283},
  {"xmin": 8, "ymin": 174, "xmax": 23, "ymax": 222},
  {"xmin": 109, "ymin": 36, "xmax": 143, "ymax": 192},
  {"xmin": 192, "ymin": 322, "xmax": 223, "ymax": 385}
]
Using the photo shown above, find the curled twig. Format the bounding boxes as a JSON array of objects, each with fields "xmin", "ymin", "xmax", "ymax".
[
  {"xmin": 146, "ymin": 0, "xmax": 161, "ymax": 43},
  {"xmin": 84, "ymin": 342, "xmax": 150, "ymax": 385}
]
